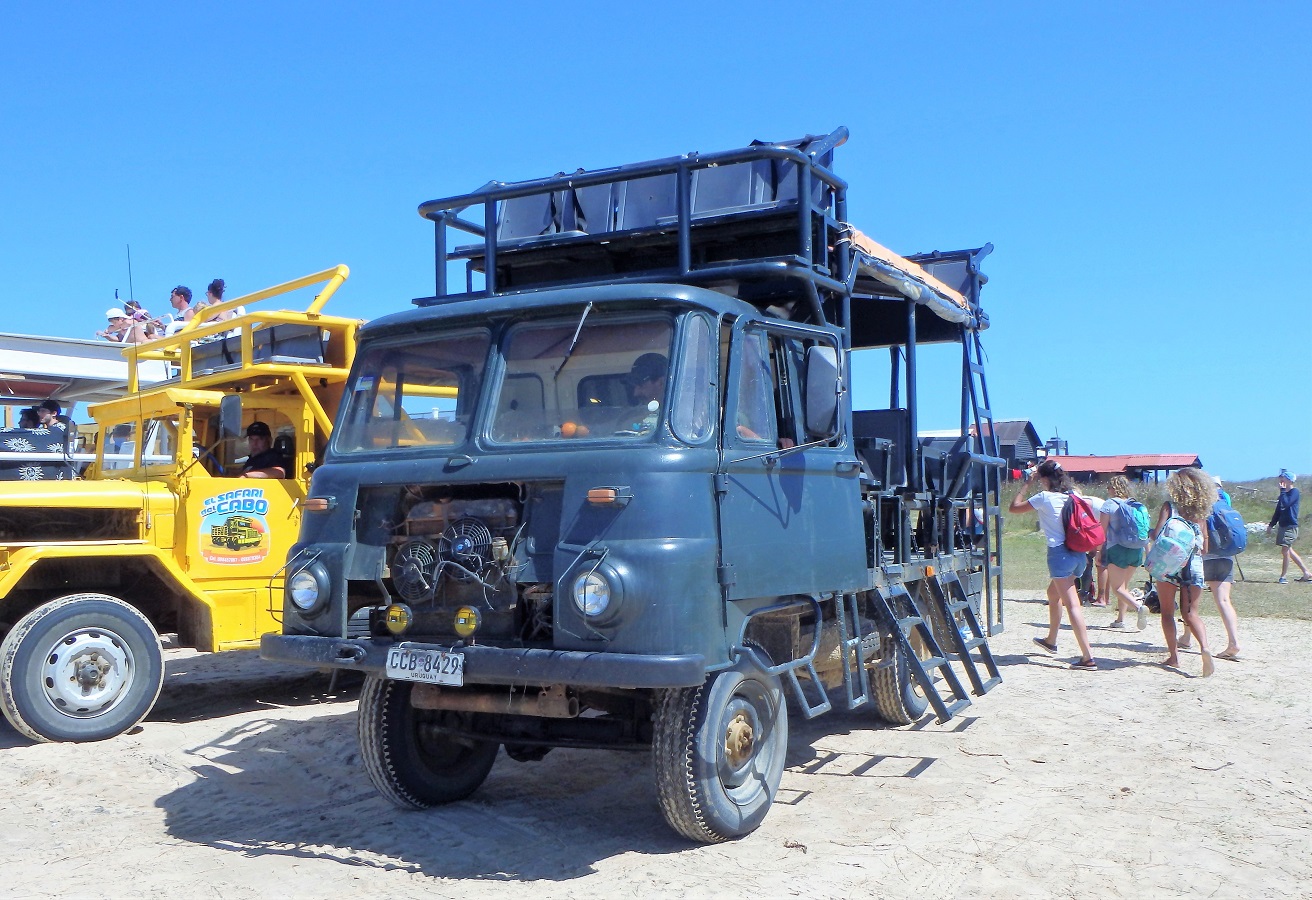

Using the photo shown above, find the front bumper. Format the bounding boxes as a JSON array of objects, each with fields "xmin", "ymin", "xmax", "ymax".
[{"xmin": 261, "ymin": 634, "xmax": 707, "ymax": 689}]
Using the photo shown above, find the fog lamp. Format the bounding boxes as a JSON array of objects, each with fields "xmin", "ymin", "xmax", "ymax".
[
  {"xmin": 385, "ymin": 603, "xmax": 413, "ymax": 635},
  {"xmin": 453, "ymin": 605, "xmax": 482, "ymax": 638}
]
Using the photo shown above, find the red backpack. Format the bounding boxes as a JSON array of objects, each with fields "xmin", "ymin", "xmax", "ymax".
[{"xmin": 1061, "ymin": 492, "xmax": 1105, "ymax": 553}]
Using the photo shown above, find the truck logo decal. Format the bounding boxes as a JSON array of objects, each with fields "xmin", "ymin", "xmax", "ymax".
[{"xmin": 200, "ymin": 488, "xmax": 271, "ymax": 564}]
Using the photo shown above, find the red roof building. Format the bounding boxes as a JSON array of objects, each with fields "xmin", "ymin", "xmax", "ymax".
[{"xmin": 1045, "ymin": 454, "xmax": 1203, "ymax": 483}]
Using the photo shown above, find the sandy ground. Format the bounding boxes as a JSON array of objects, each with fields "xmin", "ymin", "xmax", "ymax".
[{"xmin": 1, "ymin": 595, "xmax": 1309, "ymax": 900}]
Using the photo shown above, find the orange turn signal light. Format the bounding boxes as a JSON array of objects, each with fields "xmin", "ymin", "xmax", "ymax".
[{"xmin": 587, "ymin": 488, "xmax": 618, "ymax": 505}]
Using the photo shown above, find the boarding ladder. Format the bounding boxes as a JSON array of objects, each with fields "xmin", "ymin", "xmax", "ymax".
[
  {"xmin": 962, "ymin": 305, "xmax": 1005, "ymax": 635},
  {"xmin": 867, "ymin": 580, "xmax": 973, "ymax": 723},
  {"xmin": 924, "ymin": 570, "xmax": 1002, "ymax": 696}
]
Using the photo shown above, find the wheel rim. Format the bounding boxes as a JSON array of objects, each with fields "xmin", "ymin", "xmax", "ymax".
[
  {"xmin": 716, "ymin": 685, "xmax": 775, "ymax": 799},
  {"xmin": 39, "ymin": 626, "xmax": 136, "ymax": 719}
]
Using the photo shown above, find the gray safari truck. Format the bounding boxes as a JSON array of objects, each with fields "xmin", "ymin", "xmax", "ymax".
[{"xmin": 262, "ymin": 127, "xmax": 1006, "ymax": 843}]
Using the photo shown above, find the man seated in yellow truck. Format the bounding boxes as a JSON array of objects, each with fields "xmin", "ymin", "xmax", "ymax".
[{"xmin": 238, "ymin": 421, "xmax": 290, "ymax": 479}]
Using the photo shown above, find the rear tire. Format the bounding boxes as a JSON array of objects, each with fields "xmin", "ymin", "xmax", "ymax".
[
  {"xmin": 0, "ymin": 593, "xmax": 164, "ymax": 743},
  {"xmin": 652, "ymin": 648, "xmax": 788, "ymax": 843},
  {"xmin": 870, "ymin": 632, "xmax": 929, "ymax": 725},
  {"xmin": 357, "ymin": 675, "xmax": 500, "ymax": 809}
]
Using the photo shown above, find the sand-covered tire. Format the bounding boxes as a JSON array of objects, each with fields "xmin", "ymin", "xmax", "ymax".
[
  {"xmin": 357, "ymin": 675, "xmax": 499, "ymax": 809},
  {"xmin": 870, "ymin": 633, "xmax": 929, "ymax": 725},
  {"xmin": 652, "ymin": 648, "xmax": 788, "ymax": 843},
  {"xmin": 0, "ymin": 593, "xmax": 164, "ymax": 743}
]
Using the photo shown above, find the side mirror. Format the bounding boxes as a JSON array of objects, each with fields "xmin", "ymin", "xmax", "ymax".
[
  {"xmin": 219, "ymin": 394, "xmax": 244, "ymax": 441},
  {"xmin": 804, "ymin": 345, "xmax": 841, "ymax": 440}
]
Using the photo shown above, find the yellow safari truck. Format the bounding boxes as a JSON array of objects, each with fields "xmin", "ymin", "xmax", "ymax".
[{"xmin": 0, "ymin": 266, "xmax": 360, "ymax": 742}]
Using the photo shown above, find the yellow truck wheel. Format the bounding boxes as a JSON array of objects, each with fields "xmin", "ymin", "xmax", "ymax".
[{"xmin": 0, "ymin": 594, "xmax": 165, "ymax": 743}]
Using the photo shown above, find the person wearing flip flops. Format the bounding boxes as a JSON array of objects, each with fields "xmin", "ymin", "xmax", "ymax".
[
  {"xmin": 1100, "ymin": 476, "xmax": 1151, "ymax": 632},
  {"xmin": 1268, "ymin": 471, "xmax": 1311, "ymax": 584},
  {"xmin": 1153, "ymin": 468, "xmax": 1217, "ymax": 677},
  {"xmin": 1189, "ymin": 479, "xmax": 1243, "ymax": 661},
  {"xmin": 1008, "ymin": 459, "xmax": 1100, "ymax": 670}
]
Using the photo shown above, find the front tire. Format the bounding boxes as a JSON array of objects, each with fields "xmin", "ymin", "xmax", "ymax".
[
  {"xmin": 357, "ymin": 675, "xmax": 500, "ymax": 809},
  {"xmin": 0, "ymin": 593, "xmax": 164, "ymax": 743},
  {"xmin": 653, "ymin": 648, "xmax": 788, "ymax": 843}
]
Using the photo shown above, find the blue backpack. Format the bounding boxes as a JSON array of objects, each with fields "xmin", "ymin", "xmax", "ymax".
[
  {"xmin": 1109, "ymin": 498, "xmax": 1151, "ymax": 549},
  {"xmin": 1206, "ymin": 499, "xmax": 1247, "ymax": 557}
]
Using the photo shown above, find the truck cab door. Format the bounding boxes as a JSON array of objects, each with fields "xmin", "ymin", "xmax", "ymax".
[
  {"xmin": 182, "ymin": 475, "xmax": 305, "ymax": 648},
  {"xmin": 716, "ymin": 321, "xmax": 867, "ymax": 601}
]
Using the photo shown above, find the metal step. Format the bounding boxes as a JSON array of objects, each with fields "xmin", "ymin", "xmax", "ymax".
[
  {"xmin": 931, "ymin": 571, "xmax": 1003, "ymax": 696},
  {"xmin": 870, "ymin": 583, "xmax": 972, "ymax": 723},
  {"xmin": 836, "ymin": 591, "xmax": 871, "ymax": 711}
]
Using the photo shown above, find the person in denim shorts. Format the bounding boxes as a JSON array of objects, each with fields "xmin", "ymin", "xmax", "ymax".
[
  {"xmin": 1153, "ymin": 468, "xmax": 1217, "ymax": 676},
  {"xmin": 1008, "ymin": 459, "xmax": 1101, "ymax": 670}
]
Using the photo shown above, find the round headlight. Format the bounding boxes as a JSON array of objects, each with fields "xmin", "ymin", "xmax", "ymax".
[
  {"xmin": 289, "ymin": 570, "xmax": 321, "ymax": 611},
  {"xmin": 572, "ymin": 571, "xmax": 611, "ymax": 617}
]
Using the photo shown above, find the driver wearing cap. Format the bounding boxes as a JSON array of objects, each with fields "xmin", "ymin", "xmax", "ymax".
[
  {"xmin": 613, "ymin": 352, "xmax": 668, "ymax": 434},
  {"xmin": 239, "ymin": 421, "xmax": 290, "ymax": 479}
]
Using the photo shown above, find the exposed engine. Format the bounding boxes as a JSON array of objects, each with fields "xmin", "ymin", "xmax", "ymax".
[
  {"xmin": 390, "ymin": 493, "xmax": 519, "ymax": 598},
  {"xmin": 381, "ymin": 486, "xmax": 552, "ymax": 643}
]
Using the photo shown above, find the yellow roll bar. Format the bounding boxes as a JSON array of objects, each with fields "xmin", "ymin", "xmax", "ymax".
[{"xmin": 174, "ymin": 264, "xmax": 350, "ymax": 335}]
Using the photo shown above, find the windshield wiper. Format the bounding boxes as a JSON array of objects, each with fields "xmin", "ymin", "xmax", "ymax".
[{"xmin": 553, "ymin": 301, "xmax": 594, "ymax": 380}]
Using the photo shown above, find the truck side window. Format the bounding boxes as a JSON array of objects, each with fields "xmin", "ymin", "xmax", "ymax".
[
  {"xmin": 670, "ymin": 316, "xmax": 715, "ymax": 444},
  {"xmin": 142, "ymin": 416, "xmax": 179, "ymax": 467},
  {"xmin": 734, "ymin": 331, "xmax": 778, "ymax": 445},
  {"xmin": 103, "ymin": 422, "xmax": 137, "ymax": 470}
]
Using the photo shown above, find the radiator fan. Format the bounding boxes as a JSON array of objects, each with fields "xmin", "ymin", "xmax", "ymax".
[
  {"xmin": 437, "ymin": 517, "xmax": 495, "ymax": 582},
  {"xmin": 392, "ymin": 539, "xmax": 440, "ymax": 602}
]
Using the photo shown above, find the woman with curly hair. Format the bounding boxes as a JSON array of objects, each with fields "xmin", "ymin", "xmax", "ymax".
[
  {"xmin": 1100, "ymin": 475, "xmax": 1151, "ymax": 631},
  {"xmin": 1008, "ymin": 458, "xmax": 1102, "ymax": 670},
  {"xmin": 1154, "ymin": 467, "xmax": 1218, "ymax": 676}
]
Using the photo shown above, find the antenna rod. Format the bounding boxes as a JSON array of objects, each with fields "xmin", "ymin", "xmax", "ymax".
[{"xmin": 126, "ymin": 244, "xmax": 135, "ymax": 303}]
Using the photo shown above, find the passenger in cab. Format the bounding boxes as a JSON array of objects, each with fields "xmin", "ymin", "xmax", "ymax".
[{"xmin": 239, "ymin": 421, "xmax": 290, "ymax": 479}]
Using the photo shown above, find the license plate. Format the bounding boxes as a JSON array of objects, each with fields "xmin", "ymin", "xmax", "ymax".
[{"xmin": 385, "ymin": 645, "xmax": 464, "ymax": 686}]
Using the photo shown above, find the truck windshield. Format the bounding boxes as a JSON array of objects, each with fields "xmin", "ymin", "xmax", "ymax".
[
  {"xmin": 489, "ymin": 315, "xmax": 673, "ymax": 443},
  {"xmin": 335, "ymin": 331, "xmax": 491, "ymax": 453}
]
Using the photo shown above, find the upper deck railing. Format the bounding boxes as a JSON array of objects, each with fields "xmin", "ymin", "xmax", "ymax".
[
  {"xmin": 415, "ymin": 129, "xmax": 852, "ymax": 324},
  {"xmin": 123, "ymin": 265, "xmax": 358, "ymax": 396},
  {"xmin": 412, "ymin": 128, "xmax": 990, "ymax": 346}
]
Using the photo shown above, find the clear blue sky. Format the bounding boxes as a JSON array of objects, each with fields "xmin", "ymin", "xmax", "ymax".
[{"xmin": 2, "ymin": 2, "xmax": 1307, "ymax": 480}]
